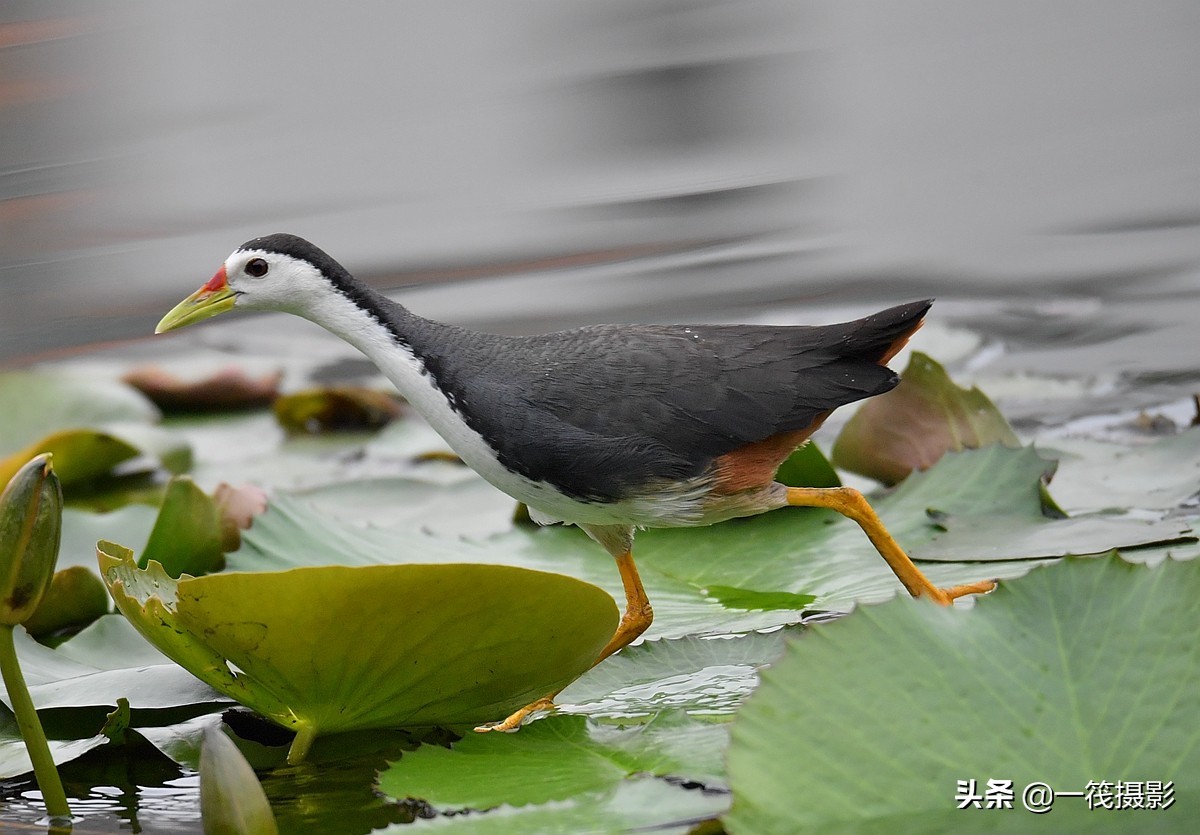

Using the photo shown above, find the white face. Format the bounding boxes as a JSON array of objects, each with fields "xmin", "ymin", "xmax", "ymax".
[{"xmin": 223, "ymin": 248, "xmax": 330, "ymax": 313}]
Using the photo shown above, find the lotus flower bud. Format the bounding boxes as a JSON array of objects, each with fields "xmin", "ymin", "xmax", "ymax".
[
  {"xmin": 0, "ymin": 455, "xmax": 63, "ymax": 626},
  {"xmin": 201, "ymin": 725, "xmax": 279, "ymax": 835}
]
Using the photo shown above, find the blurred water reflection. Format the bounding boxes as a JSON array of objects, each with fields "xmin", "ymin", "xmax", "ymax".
[{"xmin": 2, "ymin": 0, "xmax": 1198, "ymax": 370}]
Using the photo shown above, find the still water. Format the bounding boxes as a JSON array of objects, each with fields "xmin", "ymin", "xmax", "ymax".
[
  {"xmin": 1, "ymin": 2, "xmax": 1198, "ymax": 831},
  {"xmin": 2, "ymin": 1, "xmax": 1197, "ymax": 411}
]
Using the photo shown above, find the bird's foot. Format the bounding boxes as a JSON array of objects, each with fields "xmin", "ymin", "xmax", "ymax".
[
  {"xmin": 923, "ymin": 578, "xmax": 998, "ymax": 605},
  {"xmin": 474, "ymin": 697, "xmax": 556, "ymax": 733}
]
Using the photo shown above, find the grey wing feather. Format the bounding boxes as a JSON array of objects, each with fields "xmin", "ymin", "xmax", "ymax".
[{"xmin": 436, "ymin": 300, "xmax": 929, "ymax": 501}]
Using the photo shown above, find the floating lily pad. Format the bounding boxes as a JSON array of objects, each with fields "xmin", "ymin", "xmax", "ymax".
[
  {"xmin": 833, "ymin": 352, "xmax": 1020, "ymax": 484},
  {"xmin": 0, "ymin": 372, "xmax": 190, "ymax": 488},
  {"xmin": 725, "ymin": 554, "xmax": 1200, "ymax": 833},
  {"xmin": 557, "ymin": 630, "xmax": 791, "ymax": 719},
  {"xmin": 5, "ymin": 617, "xmax": 224, "ymax": 713},
  {"xmin": 58, "ymin": 504, "xmax": 159, "ymax": 571},
  {"xmin": 380, "ymin": 777, "xmax": 730, "ymax": 835},
  {"xmin": 378, "ymin": 712, "xmax": 729, "ymax": 829},
  {"xmin": 98, "ymin": 543, "xmax": 618, "ymax": 762},
  {"xmin": 0, "ymin": 706, "xmax": 110, "ymax": 782},
  {"xmin": 885, "ymin": 445, "xmax": 1194, "ymax": 561},
  {"xmin": 1041, "ymin": 427, "xmax": 1200, "ymax": 514}
]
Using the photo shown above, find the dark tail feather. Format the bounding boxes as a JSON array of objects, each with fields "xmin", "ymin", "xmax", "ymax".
[{"xmin": 836, "ymin": 299, "xmax": 933, "ymax": 366}]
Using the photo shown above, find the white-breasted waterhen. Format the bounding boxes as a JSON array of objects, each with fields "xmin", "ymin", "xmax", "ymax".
[{"xmin": 157, "ymin": 234, "xmax": 996, "ymax": 731}]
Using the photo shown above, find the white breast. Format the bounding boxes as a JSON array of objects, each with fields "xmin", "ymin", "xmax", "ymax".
[{"xmin": 302, "ymin": 296, "xmax": 731, "ymax": 528}]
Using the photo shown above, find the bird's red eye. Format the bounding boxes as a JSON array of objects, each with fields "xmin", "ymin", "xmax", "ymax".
[{"xmin": 245, "ymin": 258, "xmax": 269, "ymax": 278}]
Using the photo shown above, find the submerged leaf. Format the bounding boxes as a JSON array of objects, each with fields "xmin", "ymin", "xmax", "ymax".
[
  {"xmin": 98, "ymin": 542, "xmax": 618, "ymax": 761},
  {"xmin": 725, "ymin": 554, "xmax": 1200, "ymax": 833},
  {"xmin": 380, "ymin": 772, "xmax": 730, "ymax": 835},
  {"xmin": 702, "ymin": 586, "xmax": 816, "ymax": 612},
  {"xmin": 832, "ymin": 351, "xmax": 1020, "ymax": 484}
]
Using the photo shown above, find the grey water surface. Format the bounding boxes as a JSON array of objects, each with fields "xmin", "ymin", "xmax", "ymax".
[{"xmin": 2, "ymin": 1, "xmax": 1196, "ymax": 407}]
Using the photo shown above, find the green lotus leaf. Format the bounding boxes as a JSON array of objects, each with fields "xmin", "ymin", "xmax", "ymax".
[
  {"xmin": 140, "ymin": 477, "xmax": 225, "ymax": 577},
  {"xmin": 725, "ymin": 554, "xmax": 1200, "ymax": 833},
  {"xmin": 1041, "ymin": 426, "xmax": 1200, "ymax": 514},
  {"xmin": 774, "ymin": 441, "xmax": 840, "ymax": 488},
  {"xmin": 833, "ymin": 351, "xmax": 1020, "ymax": 484},
  {"xmin": 378, "ymin": 712, "xmax": 728, "ymax": 815},
  {"xmin": 97, "ymin": 542, "xmax": 618, "ymax": 763}
]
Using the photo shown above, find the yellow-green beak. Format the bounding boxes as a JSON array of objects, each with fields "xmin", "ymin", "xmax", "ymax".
[{"xmin": 155, "ymin": 266, "xmax": 237, "ymax": 333}]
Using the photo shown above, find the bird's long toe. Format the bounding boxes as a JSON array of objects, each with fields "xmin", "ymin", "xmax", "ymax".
[
  {"xmin": 474, "ymin": 697, "xmax": 556, "ymax": 733},
  {"xmin": 927, "ymin": 578, "xmax": 998, "ymax": 605}
]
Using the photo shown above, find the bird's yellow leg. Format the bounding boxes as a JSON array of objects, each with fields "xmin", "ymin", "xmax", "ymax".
[
  {"xmin": 593, "ymin": 549, "xmax": 654, "ymax": 664},
  {"xmin": 476, "ymin": 549, "xmax": 654, "ymax": 733},
  {"xmin": 785, "ymin": 486, "xmax": 996, "ymax": 604}
]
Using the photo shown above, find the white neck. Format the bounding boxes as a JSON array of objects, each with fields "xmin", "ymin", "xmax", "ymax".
[{"xmin": 297, "ymin": 290, "xmax": 434, "ymax": 403}]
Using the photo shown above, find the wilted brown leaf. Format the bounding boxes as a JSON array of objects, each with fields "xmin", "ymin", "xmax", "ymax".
[
  {"xmin": 122, "ymin": 366, "xmax": 282, "ymax": 412},
  {"xmin": 213, "ymin": 483, "xmax": 269, "ymax": 552},
  {"xmin": 272, "ymin": 387, "xmax": 404, "ymax": 434},
  {"xmin": 832, "ymin": 352, "xmax": 1019, "ymax": 485}
]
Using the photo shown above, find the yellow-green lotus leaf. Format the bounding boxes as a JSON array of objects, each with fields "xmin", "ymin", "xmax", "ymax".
[{"xmin": 97, "ymin": 542, "xmax": 617, "ymax": 763}]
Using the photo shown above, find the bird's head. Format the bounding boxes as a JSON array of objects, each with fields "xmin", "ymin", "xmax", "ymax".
[{"xmin": 155, "ymin": 234, "xmax": 344, "ymax": 333}]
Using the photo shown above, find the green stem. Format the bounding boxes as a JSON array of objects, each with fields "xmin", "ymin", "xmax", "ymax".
[
  {"xmin": 286, "ymin": 721, "xmax": 319, "ymax": 765},
  {"xmin": 0, "ymin": 624, "xmax": 71, "ymax": 820}
]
